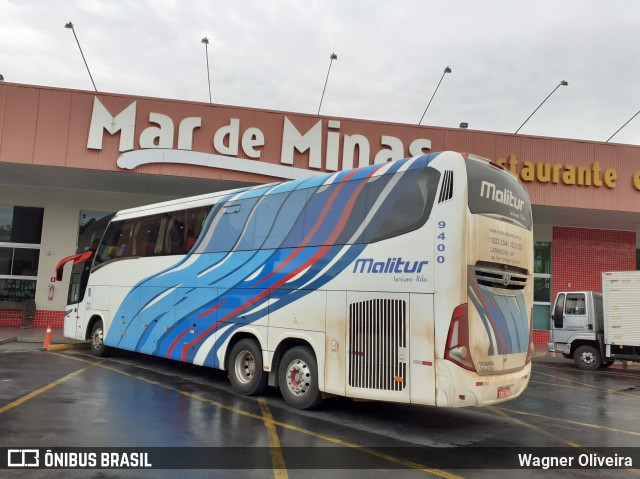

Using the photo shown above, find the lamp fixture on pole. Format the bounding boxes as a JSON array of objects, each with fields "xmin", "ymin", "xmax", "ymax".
[
  {"xmin": 64, "ymin": 22, "xmax": 97, "ymax": 92},
  {"xmin": 201, "ymin": 37, "xmax": 212, "ymax": 103},
  {"xmin": 515, "ymin": 80, "xmax": 568, "ymax": 134},
  {"xmin": 606, "ymin": 110, "xmax": 640, "ymax": 142},
  {"xmin": 418, "ymin": 66, "xmax": 452, "ymax": 125},
  {"xmin": 318, "ymin": 53, "xmax": 337, "ymax": 115}
]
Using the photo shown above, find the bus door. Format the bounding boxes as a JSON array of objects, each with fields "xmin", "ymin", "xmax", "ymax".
[
  {"xmin": 345, "ymin": 292, "xmax": 411, "ymax": 403},
  {"xmin": 60, "ymin": 253, "xmax": 94, "ymax": 340}
]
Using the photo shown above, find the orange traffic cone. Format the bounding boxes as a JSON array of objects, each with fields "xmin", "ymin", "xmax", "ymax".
[{"xmin": 42, "ymin": 325, "xmax": 53, "ymax": 350}]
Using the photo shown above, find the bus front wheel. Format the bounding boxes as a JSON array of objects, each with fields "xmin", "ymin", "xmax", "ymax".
[
  {"xmin": 228, "ymin": 339, "xmax": 268, "ymax": 396},
  {"xmin": 89, "ymin": 320, "xmax": 110, "ymax": 357},
  {"xmin": 278, "ymin": 346, "xmax": 322, "ymax": 410}
]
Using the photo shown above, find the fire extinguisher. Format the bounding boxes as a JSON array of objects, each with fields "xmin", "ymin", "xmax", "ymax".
[{"xmin": 48, "ymin": 284, "xmax": 55, "ymax": 301}]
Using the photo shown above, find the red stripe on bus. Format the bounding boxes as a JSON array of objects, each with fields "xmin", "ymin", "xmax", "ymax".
[{"xmin": 180, "ymin": 165, "xmax": 385, "ymax": 361}]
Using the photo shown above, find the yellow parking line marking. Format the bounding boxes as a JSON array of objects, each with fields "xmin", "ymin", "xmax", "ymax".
[
  {"xmin": 534, "ymin": 362, "xmax": 640, "ymax": 379},
  {"xmin": 531, "ymin": 379, "xmax": 606, "ymax": 392},
  {"xmin": 259, "ymin": 399, "xmax": 288, "ymax": 479},
  {"xmin": 490, "ymin": 408, "xmax": 640, "ymax": 476},
  {"xmin": 488, "ymin": 406, "xmax": 581, "ymax": 447},
  {"xmin": 49, "ymin": 352, "xmax": 463, "ymax": 478},
  {"xmin": 533, "ymin": 370, "xmax": 640, "ymax": 398},
  {"xmin": 494, "ymin": 407, "xmax": 640, "ymax": 437},
  {"xmin": 0, "ymin": 366, "xmax": 91, "ymax": 414}
]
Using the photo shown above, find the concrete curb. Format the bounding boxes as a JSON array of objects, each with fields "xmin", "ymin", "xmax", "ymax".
[
  {"xmin": 46, "ymin": 343, "xmax": 90, "ymax": 351},
  {"xmin": 0, "ymin": 337, "xmax": 18, "ymax": 345}
]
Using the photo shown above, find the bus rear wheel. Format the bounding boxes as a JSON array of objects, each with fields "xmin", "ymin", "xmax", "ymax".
[
  {"xmin": 278, "ymin": 346, "xmax": 322, "ymax": 410},
  {"xmin": 228, "ymin": 339, "xmax": 268, "ymax": 396},
  {"xmin": 89, "ymin": 320, "xmax": 110, "ymax": 357}
]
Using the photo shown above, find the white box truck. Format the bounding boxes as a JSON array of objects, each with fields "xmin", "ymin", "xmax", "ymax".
[{"xmin": 547, "ymin": 271, "xmax": 640, "ymax": 370}]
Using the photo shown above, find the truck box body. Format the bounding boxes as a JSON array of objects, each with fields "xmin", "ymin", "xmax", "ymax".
[{"xmin": 602, "ymin": 271, "xmax": 640, "ymax": 347}]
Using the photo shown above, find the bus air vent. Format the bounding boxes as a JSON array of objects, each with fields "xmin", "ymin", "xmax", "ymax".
[
  {"xmin": 474, "ymin": 261, "xmax": 528, "ymax": 290},
  {"xmin": 348, "ymin": 299, "xmax": 407, "ymax": 391},
  {"xmin": 438, "ymin": 170, "xmax": 454, "ymax": 203}
]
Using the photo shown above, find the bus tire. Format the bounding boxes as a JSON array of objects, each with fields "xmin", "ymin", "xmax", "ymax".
[
  {"xmin": 89, "ymin": 320, "xmax": 110, "ymax": 357},
  {"xmin": 574, "ymin": 345, "xmax": 601, "ymax": 371},
  {"xmin": 228, "ymin": 339, "xmax": 268, "ymax": 396},
  {"xmin": 278, "ymin": 346, "xmax": 322, "ymax": 410}
]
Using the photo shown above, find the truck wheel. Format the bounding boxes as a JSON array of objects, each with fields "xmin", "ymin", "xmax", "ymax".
[
  {"xmin": 89, "ymin": 320, "xmax": 110, "ymax": 357},
  {"xmin": 574, "ymin": 345, "xmax": 601, "ymax": 371},
  {"xmin": 228, "ymin": 339, "xmax": 268, "ymax": 396},
  {"xmin": 278, "ymin": 346, "xmax": 322, "ymax": 410}
]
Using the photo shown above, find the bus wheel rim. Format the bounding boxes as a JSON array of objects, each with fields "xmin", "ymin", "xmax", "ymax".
[
  {"xmin": 91, "ymin": 328, "xmax": 103, "ymax": 349},
  {"xmin": 235, "ymin": 350, "xmax": 256, "ymax": 384},
  {"xmin": 285, "ymin": 359, "xmax": 310, "ymax": 396}
]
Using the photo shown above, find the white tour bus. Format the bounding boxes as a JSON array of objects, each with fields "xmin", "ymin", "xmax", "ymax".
[{"xmin": 56, "ymin": 151, "xmax": 534, "ymax": 409}]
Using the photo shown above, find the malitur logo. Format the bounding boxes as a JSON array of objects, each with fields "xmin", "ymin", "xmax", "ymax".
[
  {"xmin": 353, "ymin": 257, "xmax": 429, "ymax": 274},
  {"xmin": 480, "ymin": 181, "xmax": 524, "ymax": 211}
]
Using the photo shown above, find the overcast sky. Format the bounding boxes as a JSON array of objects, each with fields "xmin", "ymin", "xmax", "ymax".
[{"xmin": 2, "ymin": 0, "xmax": 639, "ymax": 145}]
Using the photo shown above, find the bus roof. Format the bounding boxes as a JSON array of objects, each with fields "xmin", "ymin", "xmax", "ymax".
[{"xmin": 112, "ymin": 152, "xmax": 454, "ymax": 221}]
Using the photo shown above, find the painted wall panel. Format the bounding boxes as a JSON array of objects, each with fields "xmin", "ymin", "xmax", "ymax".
[{"xmin": 0, "ymin": 82, "xmax": 639, "ymax": 215}]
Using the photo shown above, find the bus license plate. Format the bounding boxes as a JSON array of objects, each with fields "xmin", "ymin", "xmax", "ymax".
[{"xmin": 498, "ymin": 386, "xmax": 511, "ymax": 399}]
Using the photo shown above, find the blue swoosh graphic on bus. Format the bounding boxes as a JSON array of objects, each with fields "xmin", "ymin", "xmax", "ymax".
[
  {"xmin": 467, "ymin": 266, "xmax": 528, "ymax": 355},
  {"xmin": 105, "ymin": 154, "xmax": 439, "ymax": 366}
]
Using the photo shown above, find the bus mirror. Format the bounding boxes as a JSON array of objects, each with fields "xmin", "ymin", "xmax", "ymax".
[{"xmin": 55, "ymin": 251, "xmax": 94, "ymax": 282}]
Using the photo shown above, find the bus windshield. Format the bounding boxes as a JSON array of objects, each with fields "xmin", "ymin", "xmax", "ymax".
[{"xmin": 67, "ymin": 214, "xmax": 113, "ymax": 305}]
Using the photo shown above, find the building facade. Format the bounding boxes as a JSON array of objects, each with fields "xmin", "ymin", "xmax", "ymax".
[{"xmin": 1, "ymin": 82, "xmax": 639, "ymax": 341}]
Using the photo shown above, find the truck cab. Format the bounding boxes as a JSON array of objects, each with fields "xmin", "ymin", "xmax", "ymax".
[{"xmin": 547, "ymin": 291, "xmax": 611, "ymax": 370}]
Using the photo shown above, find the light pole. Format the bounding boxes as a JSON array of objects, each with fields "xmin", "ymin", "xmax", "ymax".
[
  {"xmin": 201, "ymin": 37, "xmax": 212, "ymax": 103},
  {"xmin": 64, "ymin": 22, "xmax": 97, "ymax": 92},
  {"xmin": 318, "ymin": 53, "xmax": 337, "ymax": 115},
  {"xmin": 418, "ymin": 66, "xmax": 452, "ymax": 125},
  {"xmin": 606, "ymin": 110, "xmax": 640, "ymax": 142},
  {"xmin": 515, "ymin": 80, "xmax": 568, "ymax": 134}
]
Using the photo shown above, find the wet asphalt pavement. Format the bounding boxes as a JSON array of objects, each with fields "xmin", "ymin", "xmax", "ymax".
[{"xmin": 1, "ymin": 342, "xmax": 639, "ymax": 478}]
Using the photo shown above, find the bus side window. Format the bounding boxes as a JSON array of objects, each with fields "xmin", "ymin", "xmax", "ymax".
[
  {"xmin": 361, "ymin": 168, "xmax": 440, "ymax": 243},
  {"xmin": 165, "ymin": 211, "xmax": 185, "ymax": 255},
  {"xmin": 135, "ymin": 215, "xmax": 162, "ymax": 257},
  {"xmin": 201, "ymin": 198, "xmax": 259, "ymax": 253},
  {"xmin": 95, "ymin": 221, "xmax": 126, "ymax": 264}
]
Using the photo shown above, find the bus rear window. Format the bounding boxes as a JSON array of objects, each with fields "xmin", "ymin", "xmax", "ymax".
[{"xmin": 466, "ymin": 158, "xmax": 532, "ymax": 230}]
